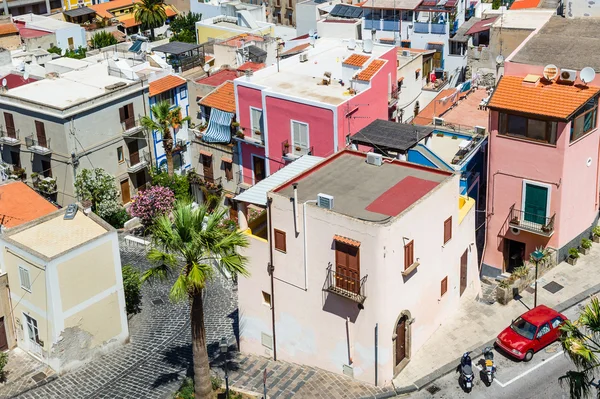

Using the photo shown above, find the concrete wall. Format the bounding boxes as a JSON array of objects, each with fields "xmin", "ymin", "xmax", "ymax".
[
  {"xmin": 0, "ymin": 273, "xmax": 16, "ymax": 350},
  {"xmin": 24, "ymin": 34, "xmax": 57, "ymax": 52},
  {"xmin": 396, "ymin": 54, "xmax": 423, "ymax": 123},
  {"xmin": 55, "ymin": 25, "xmax": 87, "ymax": 52},
  {"xmin": 468, "ymin": 27, "xmax": 534, "ymax": 74},
  {"xmin": 316, "ymin": 19, "xmax": 362, "ymax": 40},
  {"xmin": 565, "ymin": 0, "xmax": 600, "ymax": 18},
  {"xmin": 190, "ymin": 139, "xmax": 239, "ymax": 196},
  {"xmin": 196, "ymin": 19, "xmax": 274, "ymax": 44},
  {"xmin": 295, "ymin": 1, "xmax": 318, "ymax": 37}
]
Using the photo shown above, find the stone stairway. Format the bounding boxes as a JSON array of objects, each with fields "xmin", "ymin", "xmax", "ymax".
[{"xmin": 478, "ymin": 277, "xmax": 499, "ymax": 305}]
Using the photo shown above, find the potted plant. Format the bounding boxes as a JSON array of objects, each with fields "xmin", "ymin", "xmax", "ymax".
[
  {"xmin": 568, "ymin": 247, "xmax": 580, "ymax": 265},
  {"xmin": 511, "ymin": 216, "xmax": 520, "ymax": 225},
  {"xmin": 231, "ymin": 121, "xmax": 240, "ymax": 128},
  {"xmin": 236, "ymin": 130, "xmax": 245, "ymax": 139},
  {"xmin": 254, "ymin": 130, "xmax": 262, "ymax": 136},
  {"xmin": 283, "ymin": 142, "xmax": 290, "ymax": 149},
  {"xmin": 496, "ymin": 279, "xmax": 513, "ymax": 305},
  {"xmin": 593, "ymin": 226, "xmax": 600, "ymax": 243},
  {"xmin": 580, "ymin": 238, "xmax": 592, "ymax": 255}
]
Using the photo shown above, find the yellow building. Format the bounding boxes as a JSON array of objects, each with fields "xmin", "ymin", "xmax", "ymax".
[
  {"xmin": 89, "ymin": 0, "xmax": 178, "ymax": 33},
  {"xmin": 196, "ymin": 15, "xmax": 274, "ymax": 45},
  {"xmin": 0, "ymin": 207, "xmax": 129, "ymax": 373}
]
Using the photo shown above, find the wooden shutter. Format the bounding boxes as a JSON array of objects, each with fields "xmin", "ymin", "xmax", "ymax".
[
  {"xmin": 335, "ymin": 241, "xmax": 360, "ymax": 294},
  {"xmin": 404, "ymin": 240, "xmax": 414, "ymax": 270},
  {"xmin": 441, "ymin": 276, "xmax": 448, "ymax": 296},
  {"xmin": 4, "ymin": 112, "xmax": 15, "ymax": 137},
  {"xmin": 127, "ymin": 103, "xmax": 134, "ymax": 119},
  {"xmin": 223, "ymin": 158, "xmax": 233, "ymax": 181},
  {"xmin": 35, "ymin": 121, "xmax": 46, "ymax": 147},
  {"xmin": 119, "ymin": 106, "xmax": 126, "ymax": 122},
  {"xmin": 274, "ymin": 229, "xmax": 286, "ymax": 252},
  {"xmin": 444, "ymin": 217, "xmax": 452, "ymax": 244}
]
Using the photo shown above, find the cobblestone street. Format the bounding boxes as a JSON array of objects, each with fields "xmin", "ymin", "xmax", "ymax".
[{"xmin": 7, "ymin": 242, "xmax": 389, "ymax": 399}]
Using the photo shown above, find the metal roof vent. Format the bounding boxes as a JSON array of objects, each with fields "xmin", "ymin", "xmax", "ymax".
[
  {"xmin": 317, "ymin": 193, "xmax": 334, "ymax": 210},
  {"xmin": 64, "ymin": 203, "xmax": 78, "ymax": 220},
  {"xmin": 366, "ymin": 152, "xmax": 382, "ymax": 166}
]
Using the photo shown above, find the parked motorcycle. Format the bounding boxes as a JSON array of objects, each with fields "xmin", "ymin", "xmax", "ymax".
[
  {"xmin": 460, "ymin": 351, "xmax": 474, "ymax": 392},
  {"xmin": 483, "ymin": 346, "xmax": 496, "ymax": 384}
]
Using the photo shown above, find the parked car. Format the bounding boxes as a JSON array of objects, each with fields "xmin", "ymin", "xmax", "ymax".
[{"xmin": 495, "ymin": 305, "xmax": 567, "ymax": 361}]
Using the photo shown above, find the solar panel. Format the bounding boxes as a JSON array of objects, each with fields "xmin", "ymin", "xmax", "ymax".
[{"xmin": 329, "ymin": 4, "xmax": 363, "ymax": 18}]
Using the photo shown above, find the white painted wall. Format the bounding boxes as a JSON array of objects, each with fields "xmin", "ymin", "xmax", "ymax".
[
  {"xmin": 396, "ymin": 53, "xmax": 423, "ymax": 123},
  {"xmin": 317, "ymin": 19, "xmax": 362, "ymax": 39},
  {"xmin": 55, "ymin": 25, "xmax": 87, "ymax": 53}
]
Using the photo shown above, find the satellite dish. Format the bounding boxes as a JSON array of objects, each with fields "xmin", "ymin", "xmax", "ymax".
[
  {"xmin": 580, "ymin": 67, "xmax": 596, "ymax": 84},
  {"xmin": 308, "ymin": 29, "xmax": 315, "ymax": 37},
  {"xmin": 1, "ymin": 79, "xmax": 6, "ymax": 87},
  {"xmin": 347, "ymin": 38, "xmax": 356, "ymax": 50},
  {"xmin": 23, "ymin": 71, "xmax": 29, "ymax": 80},
  {"xmin": 363, "ymin": 39, "xmax": 373, "ymax": 54},
  {"xmin": 495, "ymin": 54, "xmax": 504, "ymax": 65},
  {"xmin": 309, "ymin": 36, "xmax": 316, "ymax": 47},
  {"xmin": 543, "ymin": 64, "xmax": 558, "ymax": 81},
  {"xmin": 203, "ymin": 63, "xmax": 210, "ymax": 72}
]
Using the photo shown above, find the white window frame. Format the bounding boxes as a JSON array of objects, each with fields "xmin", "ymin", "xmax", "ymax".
[
  {"xmin": 18, "ymin": 265, "xmax": 32, "ymax": 292},
  {"xmin": 521, "ymin": 179, "xmax": 552, "ymax": 218},
  {"xmin": 250, "ymin": 107, "xmax": 263, "ymax": 140},
  {"xmin": 290, "ymin": 119, "xmax": 310, "ymax": 156},
  {"xmin": 180, "ymin": 86, "xmax": 187, "ymax": 99}
]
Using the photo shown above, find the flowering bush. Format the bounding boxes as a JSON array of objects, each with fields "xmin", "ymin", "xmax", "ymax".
[{"xmin": 128, "ymin": 186, "xmax": 175, "ymax": 227}]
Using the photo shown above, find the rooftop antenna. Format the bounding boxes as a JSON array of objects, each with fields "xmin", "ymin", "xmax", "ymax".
[{"xmin": 580, "ymin": 67, "xmax": 596, "ymax": 85}]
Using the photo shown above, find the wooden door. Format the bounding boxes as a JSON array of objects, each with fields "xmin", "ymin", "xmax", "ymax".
[
  {"xmin": 395, "ymin": 317, "xmax": 406, "ymax": 365},
  {"xmin": 0, "ymin": 317, "xmax": 8, "ymax": 351},
  {"xmin": 35, "ymin": 121, "xmax": 47, "ymax": 148},
  {"xmin": 121, "ymin": 179, "xmax": 131, "ymax": 204},
  {"xmin": 253, "ymin": 156, "xmax": 266, "ymax": 182},
  {"xmin": 335, "ymin": 242, "xmax": 360, "ymax": 294},
  {"xmin": 202, "ymin": 154, "xmax": 213, "ymax": 182},
  {"xmin": 4, "ymin": 112, "xmax": 15, "ymax": 138},
  {"xmin": 128, "ymin": 141, "xmax": 139, "ymax": 165},
  {"xmin": 460, "ymin": 249, "xmax": 468, "ymax": 296}
]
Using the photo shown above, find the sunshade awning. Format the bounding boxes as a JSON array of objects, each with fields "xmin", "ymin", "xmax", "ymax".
[{"xmin": 202, "ymin": 109, "xmax": 233, "ymax": 143}]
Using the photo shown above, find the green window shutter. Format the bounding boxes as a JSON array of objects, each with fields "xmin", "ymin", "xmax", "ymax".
[{"xmin": 524, "ymin": 184, "xmax": 548, "ymax": 224}]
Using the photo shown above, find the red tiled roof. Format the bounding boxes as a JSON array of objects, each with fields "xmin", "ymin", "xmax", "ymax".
[
  {"xmin": 343, "ymin": 53, "xmax": 370, "ymax": 67},
  {"xmin": 90, "ymin": 0, "xmax": 137, "ymax": 19},
  {"xmin": 221, "ymin": 33, "xmax": 264, "ymax": 47},
  {"xmin": 200, "ymin": 81, "xmax": 236, "ymax": 113},
  {"xmin": 149, "ymin": 74, "xmax": 186, "ymax": 97},
  {"xmin": 466, "ymin": 17, "xmax": 498, "ymax": 35},
  {"xmin": 488, "ymin": 75, "xmax": 600, "ymax": 119},
  {"xmin": 281, "ymin": 43, "xmax": 310, "ymax": 56},
  {"xmin": 4, "ymin": 74, "xmax": 36, "ymax": 89},
  {"xmin": 0, "ymin": 181, "xmax": 57, "ymax": 228},
  {"xmin": 119, "ymin": 17, "xmax": 140, "ymax": 28},
  {"xmin": 365, "ymin": 176, "xmax": 440, "ymax": 217},
  {"xmin": 237, "ymin": 62, "xmax": 265, "ymax": 72},
  {"xmin": 112, "ymin": 30, "xmax": 127, "ymax": 43},
  {"xmin": 355, "ymin": 59, "xmax": 386, "ymax": 81},
  {"xmin": 510, "ymin": 0, "xmax": 541, "ymax": 9},
  {"xmin": 195, "ymin": 69, "xmax": 239, "ymax": 86},
  {"xmin": 333, "ymin": 235, "xmax": 361, "ymax": 247},
  {"xmin": 0, "ymin": 23, "xmax": 18, "ymax": 36}
]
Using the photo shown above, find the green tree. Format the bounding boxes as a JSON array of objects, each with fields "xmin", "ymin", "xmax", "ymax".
[
  {"xmin": 169, "ymin": 12, "xmax": 201, "ymax": 43},
  {"xmin": 47, "ymin": 45, "xmax": 62, "ymax": 55},
  {"xmin": 74, "ymin": 168, "xmax": 124, "ymax": 222},
  {"xmin": 134, "ymin": 0, "xmax": 167, "ymax": 41},
  {"xmin": 142, "ymin": 202, "xmax": 249, "ymax": 398},
  {"xmin": 150, "ymin": 168, "xmax": 190, "ymax": 200},
  {"xmin": 91, "ymin": 31, "xmax": 118, "ymax": 49},
  {"xmin": 122, "ymin": 265, "xmax": 143, "ymax": 314},
  {"xmin": 560, "ymin": 296, "xmax": 600, "ymax": 399},
  {"xmin": 64, "ymin": 46, "xmax": 87, "ymax": 59},
  {"xmin": 141, "ymin": 100, "xmax": 190, "ymax": 178},
  {"xmin": 492, "ymin": 0, "xmax": 502, "ymax": 9}
]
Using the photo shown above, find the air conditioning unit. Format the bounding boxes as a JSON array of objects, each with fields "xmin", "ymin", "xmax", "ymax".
[
  {"xmin": 402, "ymin": 50, "xmax": 411, "ymax": 57},
  {"xmin": 433, "ymin": 117, "xmax": 444, "ymax": 126},
  {"xmin": 474, "ymin": 125, "xmax": 486, "ymax": 135},
  {"xmin": 317, "ymin": 193, "xmax": 334, "ymax": 210},
  {"xmin": 299, "ymin": 53, "xmax": 308, "ymax": 62},
  {"xmin": 366, "ymin": 152, "xmax": 383, "ymax": 166},
  {"xmin": 559, "ymin": 69, "xmax": 577, "ymax": 83}
]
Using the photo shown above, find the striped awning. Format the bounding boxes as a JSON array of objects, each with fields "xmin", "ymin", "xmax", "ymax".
[{"xmin": 202, "ymin": 109, "xmax": 233, "ymax": 143}]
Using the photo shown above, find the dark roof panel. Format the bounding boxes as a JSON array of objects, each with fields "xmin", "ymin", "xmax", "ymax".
[
  {"xmin": 329, "ymin": 4, "xmax": 363, "ymax": 18},
  {"xmin": 350, "ymin": 119, "xmax": 434, "ymax": 152},
  {"xmin": 152, "ymin": 41, "xmax": 202, "ymax": 54},
  {"xmin": 63, "ymin": 6, "xmax": 95, "ymax": 17}
]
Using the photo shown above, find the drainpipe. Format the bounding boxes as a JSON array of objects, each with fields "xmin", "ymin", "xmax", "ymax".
[
  {"xmin": 293, "ymin": 183, "xmax": 299, "ymax": 236},
  {"xmin": 302, "ymin": 199, "xmax": 318, "ymax": 291},
  {"xmin": 266, "ymin": 196, "xmax": 277, "ymax": 361},
  {"xmin": 374, "ymin": 323, "xmax": 379, "ymax": 387}
]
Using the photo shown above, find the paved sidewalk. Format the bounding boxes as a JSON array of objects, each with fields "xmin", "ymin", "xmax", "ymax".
[
  {"xmin": 0, "ymin": 349, "xmax": 55, "ymax": 398},
  {"xmin": 393, "ymin": 244, "xmax": 600, "ymax": 391}
]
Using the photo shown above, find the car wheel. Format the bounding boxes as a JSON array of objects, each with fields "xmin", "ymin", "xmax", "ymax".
[{"xmin": 524, "ymin": 350, "xmax": 534, "ymax": 362}]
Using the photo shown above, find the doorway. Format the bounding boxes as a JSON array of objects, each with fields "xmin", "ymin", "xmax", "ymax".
[
  {"xmin": 393, "ymin": 310, "xmax": 412, "ymax": 376},
  {"xmin": 120, "ymin": 179, "xmax": 131, "ymax": 204},
  {"xmin": 505, "ymin": 239, "xmax": 526, "ymax": 273},
  {"xmin": 201, "ymin": 153, "xmax": 213, "ymax": 182},
  {"xmin": 460, "ymin": 249, "xmax": 468, "ymax": 296},
  {"xmin": 24, "ymin": 314, "xmax": 42, "ymax": 358},
  {"xmin": 252, "ymin": 156, "xmax": 266, "ymax": 183},
  {"xmin": 396, "ymin": 317, "xmax": 407, "ymax": 364},
  {"xmin": 0, "ymin": 317, "xmax": 7, "ymax": 351}
]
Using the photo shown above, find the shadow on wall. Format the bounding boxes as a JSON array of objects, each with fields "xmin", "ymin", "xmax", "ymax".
[{"xmin": 322, "ymin": 292, "xmax": 361, "ymax": 323}]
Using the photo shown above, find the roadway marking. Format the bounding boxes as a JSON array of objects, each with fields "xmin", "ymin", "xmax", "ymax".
[{"xmin": 475, "ymin": 351, "xmax": 564, "ymax": 388}]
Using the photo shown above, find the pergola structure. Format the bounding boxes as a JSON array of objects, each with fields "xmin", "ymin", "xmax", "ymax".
[{"xmin": 152, "ymin": 41, "xmax": 205, "ymax": 72}]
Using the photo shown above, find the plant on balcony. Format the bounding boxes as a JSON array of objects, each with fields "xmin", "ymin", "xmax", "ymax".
[
  {"xmin": 568, "ymin": 247, "xmax": 580, "ymax": 265},
  {"xmin": 593, "ymin": 226, "xmax": 600, "ymax": 243},
  {"xmin": 151, "ymin": 169, "xmax": 190, "ymax": 201},
  {"xmin": 231, "ymin": 121, "xmax": 240, "ymax": 128},
  {"xmin": 11, "ymin": 167, "xmax": 26, "ymax": 180},
  {"xmin": 254, "ymin": 130, "xmax": 262, "ymax": 136},
  {"xmin": 247, "ymin": 207, "xmax": 262, "ymax": 223},
  {"xmin": 581, "ymin": 238, "xmax": 593, "ymax": 255},
  {"xmin": 0, "ymin": 351, "xmax": 8, "ymax": 382},
  {"xmin": 128, "ymin": 185, "xmax": 176, "ymax": 227},
  {"xmin": 35, "ymin": 177, "xmax": 57, "ymax": 195}
]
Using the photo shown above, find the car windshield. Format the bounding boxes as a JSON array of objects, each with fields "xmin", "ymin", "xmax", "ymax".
[{"xmin": 510, "ymin": 317, "xmax": 537, "ymax": 340}]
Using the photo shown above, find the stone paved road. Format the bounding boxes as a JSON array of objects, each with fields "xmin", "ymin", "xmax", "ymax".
[{"xmin": 12, "ymin": 243, "xmax": 388, "ymax": 399}]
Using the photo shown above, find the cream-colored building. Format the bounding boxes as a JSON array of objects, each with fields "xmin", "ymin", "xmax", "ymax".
[{"xmin": 0, "ymin": 208, "xmax": 129, "ymax": 373}]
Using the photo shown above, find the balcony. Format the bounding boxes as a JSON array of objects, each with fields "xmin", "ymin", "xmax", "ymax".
[
  {"xmin": 174, "ymin": 138, "xmax": 187, "ymax": 152},
  {"xmin": 323, "ymin": 264, "xmax": 367, "ymax": 304},
  {"xmin": 413, "ymin": 22, "xmax": 429, "ymax": 33},
  {"xmin": 430, "ymin": 22, "xmax": 446, "ymax": 34},
  {"xmin": 0, "ymin": 128, "xmax": 20, "ymax": 145},
  {"xmin": 126, "ymin": 150, "xmax": 150, "ymax": 173},
  {"xmin": 122, "ymin": 118, "xmax": 144, "ymax": 137},
  {"xmin": 508, "ymin": 205, "xmax": 555, "ymax": 237},
  {"xmin": 281, "ymin": 139, "xmax": 313, "ymax": 161},
  {"xmin": 25, "ymin": 135, "xmax": 52, "ymax": 155}
]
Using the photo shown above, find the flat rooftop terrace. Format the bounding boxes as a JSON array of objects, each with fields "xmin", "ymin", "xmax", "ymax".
[{"xmin": 276, "ymin": 151, "xmax": 451, "ymax": 221}]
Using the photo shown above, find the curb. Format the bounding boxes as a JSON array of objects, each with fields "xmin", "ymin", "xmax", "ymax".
[{"xmin": 390, "ymin": 282, "xmax": 600, "ymax": 395}]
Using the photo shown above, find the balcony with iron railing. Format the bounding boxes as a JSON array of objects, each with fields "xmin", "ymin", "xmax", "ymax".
[
  {"xmin": 508, "ymin": 204, "xmax": 555, "ymax": 237},
  {"xmin": 322, "ymin": 263, "xmax": 367, "ymax": 304},
  {"xmin": 0, "ymin": 128, "xmax": 20, "ymax": 145},
  {"xmin": 281, "ymin": 139, "xmax": 313, "ymax": 161},
  {"xmin": 25, "ymin": 135, "xmax": 51, "ymax": 155},
  {"xmin": 126, "ymin": 150, "xmax": 150, "ymax": 173},
  {"xmin": 122, "ymin": 117, "xmax": 144, "ymax": 137}
]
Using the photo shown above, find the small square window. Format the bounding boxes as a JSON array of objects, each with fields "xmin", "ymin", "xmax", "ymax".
[
  {"xmin": 444, "ymin": 217, "xmax": 452, "ymax": 244},
  {"xmin": 440, "ymin": 276, "xmax": 448, "ymax": 297},
  {"xmin": 180, "ymin": 87, "xmax": 188, "ymax": 99},
  {"xmin": 19, "ymin": 266, "xmax": 31, "ymax": 292},
  {"xmin": 117, "ymin": 146, "xmax": 124, "ymax": 163},
  {"xmin": 262, "ymin": 291, "xmax": 271, "ymax": 307}
]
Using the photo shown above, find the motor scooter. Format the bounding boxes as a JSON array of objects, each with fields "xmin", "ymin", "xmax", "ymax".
[
  {"xmin": 483, "ymin": 346, "xmax": 496, "ymax": 384},
  {"xmin": 460, "ymin": 351, "xmax": 474, "ymax": 392}
]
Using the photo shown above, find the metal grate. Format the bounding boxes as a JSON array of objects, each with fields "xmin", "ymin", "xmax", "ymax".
[
  {"xmin": 543, "ymin": 281, "xmax": 564, "ymax": 294},
  {"xmin": 152, "ymin": 298, "xmax": 164, "ymax": 305},
  {"xmin": 426, "ymin": 385, "xmax": 441, "ymax": 394}
]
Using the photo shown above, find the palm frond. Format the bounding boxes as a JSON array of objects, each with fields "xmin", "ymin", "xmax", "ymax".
[
  {"xmin": 169, "ymin": 273, "xmax": 189, "ymax": 302},
  {"xmin": 218, "ymin": 253, "xmax": 250, "ymax": 277},
  {"xmin": 141, "ymin": 262, "xmax": 171, "ymax": 284},
  {"xmin": 559, "ymin": 370, "xmax": 594, "ymax": 399},
  {"xmin": 187, "ymin": 262, "xmax": 213, "ymax": 292}
]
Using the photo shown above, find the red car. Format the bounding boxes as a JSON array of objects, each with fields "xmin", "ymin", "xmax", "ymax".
[{"xmin": 495, "ymin": 305, "xmax": 567, "ymax": 361}]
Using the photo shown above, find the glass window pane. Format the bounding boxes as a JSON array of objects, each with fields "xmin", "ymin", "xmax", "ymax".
[
  {"xmin": 527, "ymin": 119, "xmax": 547, "ymax": 141},
  {"xmin": 507, "ymin": 115, "xmax": 526, "ymax": 137}
]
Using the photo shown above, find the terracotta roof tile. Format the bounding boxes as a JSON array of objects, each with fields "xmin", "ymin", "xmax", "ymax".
[
  {"xmin": 0, "ymin": 181, "xmax": 57, "ymax": 228},
  {"xmin": 333, "ymin": 234, "xmax": 361, "ymax": 247},
  {"xmin": 509, "ymin": 0, "xmax": 540, "ymax": 9},
  {"xmin": 149, "ymin": 74, "xmax": 186, "ymax": 97},
  {"xmin": 355, "ymin": 59, "xmax": 386, "ymax": 81},
  {"xmin": 237, "ymin": 61, "xmax": 265, "ymax": 72},
  {"xmin": 200, "ymin": 81, "xmax": 236, "ymax": 113},
  {"xmin": 343, "ymin": 53, "xmax": 370, "ymax": 67},
  {"xmin": 281, "ymin": 43, "xmax": 310, "ymax": 56},
  {"xmin": 90, "ymin": 0, "xmax": 138, "ymax": 19},
  {"xmin": 195, "ymin": 69, "xmax": 238, "ymax": 86},
  {"xmin": 488, "ymin": 75, "xmax": 600, "ymax": 119},
  {"xmin": 0, "ymin": 23, "xmax": 18, "ymax": 35},
  {"xmin": 221, "ymin": 33, "xmax": 264, "ymax": 47},
  {"xmin": 119, "ymin": 16, "xmax": 140, "ymax": 28}
]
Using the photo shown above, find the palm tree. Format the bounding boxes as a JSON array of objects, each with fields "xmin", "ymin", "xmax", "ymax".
[
  {"xmin": 141, "ymin": 100, "xmax": 190, "ymax": 177},
  {"xmin": 560, "ymin": 296, "xmax": 600, "ymax": 399},
  {"xmin": 142, "ymin": 202, "xmax": 249, "ymax": 398},
  {"xmin": 134, "ymin": 0, "xmax": 167, "ymax": 41}
]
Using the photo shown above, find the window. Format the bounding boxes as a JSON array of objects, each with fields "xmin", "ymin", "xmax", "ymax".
[
  {"xmin": 404, "ymin": 240, "xmax": 414, "ymax": 270},
  {"xmin": 401, "ymin": 40, "xmax": 411, "ymax": 48},
  {"xmin": 250, "ymin": 108, "xmax": 264, "ymax": 140},
  {"xmin": 119, "ymin": 103, "xmax": 135, "ymax": 130},
  {"xmin": 444, "ymin": 217, "xmax": 452, "ymax": 244},
  {"xmin": 551, "ymin": 316, "xmax": 564, "ymax": 329},
  {"xmin": 201, "ymin": 152, "xmax": 213, "ymax": 182},
  {"xmin": 35, "ymin": 120, "xmax": 47, "ymax": 148},
  {"xmin": 498, "ymin": 112, "xmax": 558, "ymax": 144},
  {"xmin": 117, "ymin": 146, "xmax": 124, "ymax": 163},
  {"xmin": 522, "ymin": 181, "xmax": 550, "ymax": 224},
  {"xmin": 334, "ymin": 241, "xmax": 360, "ymax": 294},
  {"xmin": 223, "ymin": 158, "xmax": 233, "ymax": 181},
  {"xmin": 68, "ymin": 37, "xmax": 74, "ymax": 50},
  {"xmin": 571, "ymin": 97, "xmax": 598, "ymax": 142},
  {"xmin": 292, "ymin": 121, "xmax": 309, "ymax": 155},
  {"xmin": 274, "ymin": 229, "xmax": 286, "ymax": 253},
  {"xmin": 511, "ymin": 317, "xmax": 536, "ymax": 340},
  {"xmin": 440, "ymin": 276, "xmax": 448, "ymax": 296},
  {"xmin": 262, "ymin": 291, "xmax": 271, "ymax": 307},
  {"xmin": 19, "ymin": 266, "xmax": 31, "ymax": 292},
  {"xmin": 180, "ymin": 86, "xmax": 187, "ymax": 99},
  {"xmin": 41, "ymin": 160, "xmax": 52, "ymax": 178},
  {"xmin": 536, "ymin": 323, "xmax": 551, "ymax": 338},
  {"xmin": 156, "ymin": 89, "xmax": 174, "ymax": 105}
]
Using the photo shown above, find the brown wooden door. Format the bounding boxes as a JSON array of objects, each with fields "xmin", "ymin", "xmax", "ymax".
[
  {"xmin": 121, "ymin": 179, "xmax": 131, "ymax": 204},
  {"xmin": 335, "ymin": 242, "xmax": 360, "ymax": 294},
  {"xmin": 202, "ymin": 154, "xmax": 213, "ymax": 182},
  {"xmin": 460, "ymin": 249, "xmax": 468, "ymax": 296},
  {"xmin": 4, "ymin": 112, "xmax": 15, "ymax": 138},
  {"xmin": 253, "ymin": 156, "xmax": 266, "ymax": 182},
  {"xmin": 35, "ymin": 121, "xmax": 47, "ymax": 147},
  {"xmin": 395, "ymin": 317, "xmax": 406, "ymax": 365},
  {"xmin": 0, "ymin": 317, "xmax": 8, "ymax": 351}
]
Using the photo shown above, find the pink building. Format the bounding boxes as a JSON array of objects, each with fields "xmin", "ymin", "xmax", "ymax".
[
  {"xmin": 234, "ymin": 150, "xmax": 479, "ymax": 386},
  {"xmin": 233, "ymin": 37, "xmax": 398, "ymax": 185},
  {"xmin": 482, "ymin": 17, "xmax": 600, "ymax": 276}
]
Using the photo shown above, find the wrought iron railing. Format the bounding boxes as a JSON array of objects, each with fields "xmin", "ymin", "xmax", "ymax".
[
  {"xmin": 25, "ymin": 135, "xmax": 51, "ymax": 151},
  {"xmin": 121, "ymin": 118, "xmax": 143, "ymax": 134},
  {"xmin": 281, "ymin": 139, "xmax": 313, "ymax": 158},
  {"xmin": 508, "ymin": 205, "xmax": 555, "ymax": 236},
  {"xmin": 0, "ymin": 128, "xmax": 19, "ymax": 142},
  {"xmin": 323, "ymin": 264, "xmax": 367, "ymax": 304}
]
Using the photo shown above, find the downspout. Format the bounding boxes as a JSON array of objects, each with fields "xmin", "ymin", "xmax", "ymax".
[
  {"xmin": 266, "ymin": 196, "xmax": 277, "ymax": 361},
  {"xmin": 302, "ymin": 199, "xmax": 317, "ymax": 291},
  {"xmin": 374, "ymin": 323, "xmax": 379, "ymax": 386}
]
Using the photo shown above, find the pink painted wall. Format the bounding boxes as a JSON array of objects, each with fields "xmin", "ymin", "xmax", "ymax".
[
  {"xmin": 504, "ymin": 62, "xmax": 600, "ymax": 87},
  {"xmin": 237, "ymin": 85, "xmax": 264, "ymax": 184},
  {"xmin": 240, "ymin": 142, "xmax": 265, "ymax": 185}
]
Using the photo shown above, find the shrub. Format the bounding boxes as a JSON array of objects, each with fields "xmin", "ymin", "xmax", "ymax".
[
  {"xmin": 0, "ymin": 351, "xmax": 7, "ymax": 381},
  {"xmin": 512, "ymin": 265, "xmax": 529, "ymax": 279},
  {"xmin": 582, "ymin": 238, "xmax": 593, "ymax": 250},
  {"xmin": 498, "ymin": 279, "xmax": 511, "ymax": 289},
  {"xmin": 91, "ymin": 31, "xmax": 117, "ymax": 49},
  {"xmin": 211, "ymin": 375, "xmax": 223, "ymax": 391},
  {"xmin": 569, "ymin": 247, "xmax": 580, "ymax": 259},
  {"xmin": 104, "ymin": 207, "xmax": 130, "ymax": 229},
  {"xmin": 122, "ymin": 265, "xmax": 142, "ymax": 314},
  {"xmin": 594, "ymin": 226, "xmax": 600, "ymax": 237},
  {"xmin": 128, "ymin": 185, "xmax": 176, "ymax": 227},
  {"xmin": 174, "ymin": 377, "xmax": 194, "ymax": 399},
  {"xmin": 151, "ymin": 169, "xmax": 190, "ymax": 201}
]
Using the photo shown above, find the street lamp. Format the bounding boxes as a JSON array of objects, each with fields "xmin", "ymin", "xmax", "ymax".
[
  {"xmin": 531, "ymin": 249, "xmax": 545, "ymax": 308},
  {"xmin": 220, "ymin": 337, "xmax": 229, "ymax": 398}
]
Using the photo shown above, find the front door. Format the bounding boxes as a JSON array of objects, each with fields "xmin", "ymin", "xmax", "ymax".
[
  {"xmin": 35, "ymin": 121, "xmax": 47, "ymax": 148},
  {"xmin": 395, "ymin": 317, "xmax": 407, "ymax": 365},
  {"xmin": 505, "ymin": 239, "xmax": 526, "ymax": 273},
  {"xmin": 0, "ymin": 317, "xmax": 8, "ymax": 351},
  {"xmin": 335, "ymin": 242, "xmax": 360, "ymax": 294},
  {"xmin": 121, "ymin": 179, "xmax": 131, "ymax": 204},
  {"xmin": 202, "ymin": 154, "xmax": 213, "ymax": 182},
  {"xmin": 253, "ymin": 156, "xmax": 266, "ymax": 183},
  {"xmin": 524, "ymin": 183, "xmax": 548, "ymax": 224},
  {"xmin": 24, "ymin": 314, "xmax": 42, "ymax": 357},
  {"xmin": 460, "ymin": 249, "xmax": 468, "ymax": 296}
]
